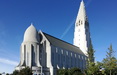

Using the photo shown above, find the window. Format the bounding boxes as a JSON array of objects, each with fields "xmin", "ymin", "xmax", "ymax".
[
  {"xmin": 40, "ymin": 44, "xmax": 43, "ymax": 53},
  {"xmin": 79, "ymin": 20, "xmax": 83, "ymax": 25},
  {"xmin": 66, "ymin": 51, "xmax": 68, "ymax": 55},
  {"xmin": 61, "ymin": 50, "xmax": 63, "ymax": 54},
  {"xmin": 75, "ymin": 54, "xmax": 76, "ymax": 58},
  {"xmin": 71, "ymin": 53, "xmax": 72, "ymax": 56},
  {"xmin": 56, "ymin": 48, "xmax": 58, "ymax": 53},
  {"xmin": 79, "ymin": 55, "xmax": 80, "ymax": 59},
  {"xmin": 31, "ymin": 45, "xmax": 36, "ymax": 66}
]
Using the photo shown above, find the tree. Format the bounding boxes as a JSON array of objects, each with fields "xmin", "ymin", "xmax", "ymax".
[
  {"xmin": 12, "ymin": 70, "xmax": 19, "ymax": 75},
  {"xmin": 57, "ymin": 69, "xmax": 68, "ymax": 75},
  {"xmin": 102, "ymin": 44, "xmax": 117, "ymax": 75},
  {"xmin": 12, "ymin": 67, "xmax": 32, "ymax": 75},
  {"xmin": 85, "ymin": 42, "xmax": 103, "ymax": 75},
  {"xmin": 85, "ymin": 62, "xmax": 101, "ymax": 75},
  {"xmin": 88, "ymin": 42, "xmax": 95, "ymax": 63},
  {"xmin": 6, "ymin": 73, "xmax": 10, "ymax": 75},
  {"xmin": 19, "ymin": 67, "xmax": 32, "ymax": 75},
  {"xmin": 57, "ymin": 67, "xmax": 83, "ymax": 75},
  {"xmin": 69, "ymin": 67, "xmax": 83, "ymax": 75}
]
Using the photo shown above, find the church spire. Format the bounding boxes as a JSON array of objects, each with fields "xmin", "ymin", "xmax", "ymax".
[
  {"xmin": 76, "ymin": 0, "xmax": 87, "ymax": 22},
  {"xmin": 73, "ymin": 0, "xmax": 91, "ymax": 55}
]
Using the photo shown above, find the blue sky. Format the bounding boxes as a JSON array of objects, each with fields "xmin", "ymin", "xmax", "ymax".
[{"xmin": 0, "ymin": 0, "xmax": 117, "ymax": 73}]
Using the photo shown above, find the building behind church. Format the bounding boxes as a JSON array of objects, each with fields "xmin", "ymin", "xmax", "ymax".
[{"xmin": 15, "ymin": 0, "xmax": 91, "ymax": 75}]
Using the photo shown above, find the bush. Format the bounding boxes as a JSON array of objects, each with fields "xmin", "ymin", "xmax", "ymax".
[
  {"xmin": 57, "ymin": 69, "xmax": 68, "ymax": 75},
  {"xmin": 12, "ymin": 70, "xmax": 19, "ymax": 75},
  {"xmin": 57, "ymin": 67, "xmax": 83, "ymax": 75},
  {"xmin": 12, "ymin": 67, "xmax": 32, "ymax": 75},
  {"xmin": 69, "ymin": 67, "xmax": 83, "ymax": 75}
]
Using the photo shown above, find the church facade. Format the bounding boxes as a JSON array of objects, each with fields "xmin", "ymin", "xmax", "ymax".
[{"xmin": 15, "ymin": 0, "xmax": 91, "ymax": 75}]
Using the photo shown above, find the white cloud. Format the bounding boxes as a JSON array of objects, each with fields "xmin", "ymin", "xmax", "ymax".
[{"xmin": 0, "ymin": 58, "xmax": 18, "ymax": 66}]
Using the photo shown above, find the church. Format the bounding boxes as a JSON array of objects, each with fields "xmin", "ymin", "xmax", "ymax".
[{"xmin": 15, "ymin": 0, "xmax": 91, "ymax": 75}]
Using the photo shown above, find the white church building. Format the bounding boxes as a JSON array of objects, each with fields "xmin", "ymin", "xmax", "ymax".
[{"xmin": 15, "ymin": 0, "xmax": 91, "ymax": 75}]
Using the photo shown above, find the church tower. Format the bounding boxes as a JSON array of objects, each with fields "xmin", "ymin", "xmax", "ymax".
[
  {"xmin": 73, "ymin": 0, "xmax": 91, "ymax": 55},
  {"xmin": 15, "ymin": 24, "xmax": 41, "ymax": 72}
]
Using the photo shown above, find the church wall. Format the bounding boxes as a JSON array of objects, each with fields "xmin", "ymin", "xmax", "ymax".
[
  {"xmin": 38, "ymin": 33, "xmax": 56, "ymax": 75},
  {"xmin": 21, "ymin": 43, "xmax": 32, "ymax": 66},
  {"xmin": 39, "ymin": 33, "xmax": 53, "ymax": 68},
  {"xmin": 74, "ymin": 24, "xmax": 89, "ymax": 55},
  {"xmin": 85, "ymin": 24, "xmax": 91, "ymax": 50},
  {"xmin": 17, "ymin": 38, "xmax": 87, "ymax": 75},
  {"xmin": 21, "ymin": 42, "xmax": 41, "ymax": 67},
  {"xmin": 20, "ymin": 43, "xmax": 24, "ymax": 66},
  {"xmin": 45, "ymin": 40, "xmax": 53, "ymax": 68},
  {"xmin": 50, "ymin": 45, "xmax": 87, "ymax": 75}
]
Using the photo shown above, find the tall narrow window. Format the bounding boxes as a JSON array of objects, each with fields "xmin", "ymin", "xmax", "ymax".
[
  {"xmin": 31, "ymin": 45, "xmax": 35, "ymax": 66},
  {"xmin": 52, "ymin": 52, "xmax": 54, "ymax": 66},
  {"xmin": 39, "ymin": 44, "xmax": 43, "ymax": 65},
  {"xmin": 44, "ymin": 41, "xmax": 47, "ymax": 66}
]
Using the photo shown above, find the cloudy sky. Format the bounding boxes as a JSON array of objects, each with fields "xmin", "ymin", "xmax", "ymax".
[{"xmin": 0, "ymin": 0, "xmax": 117, "ymax": 73}]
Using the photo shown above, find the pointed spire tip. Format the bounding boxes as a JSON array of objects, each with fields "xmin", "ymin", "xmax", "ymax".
[
  {"xmin": 81, "ymin": 0, "xmax": 84, "ymax": 3},
  {"xmin": 30, "ymin": 22, "xmax": 33, "ymax": 26}
]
